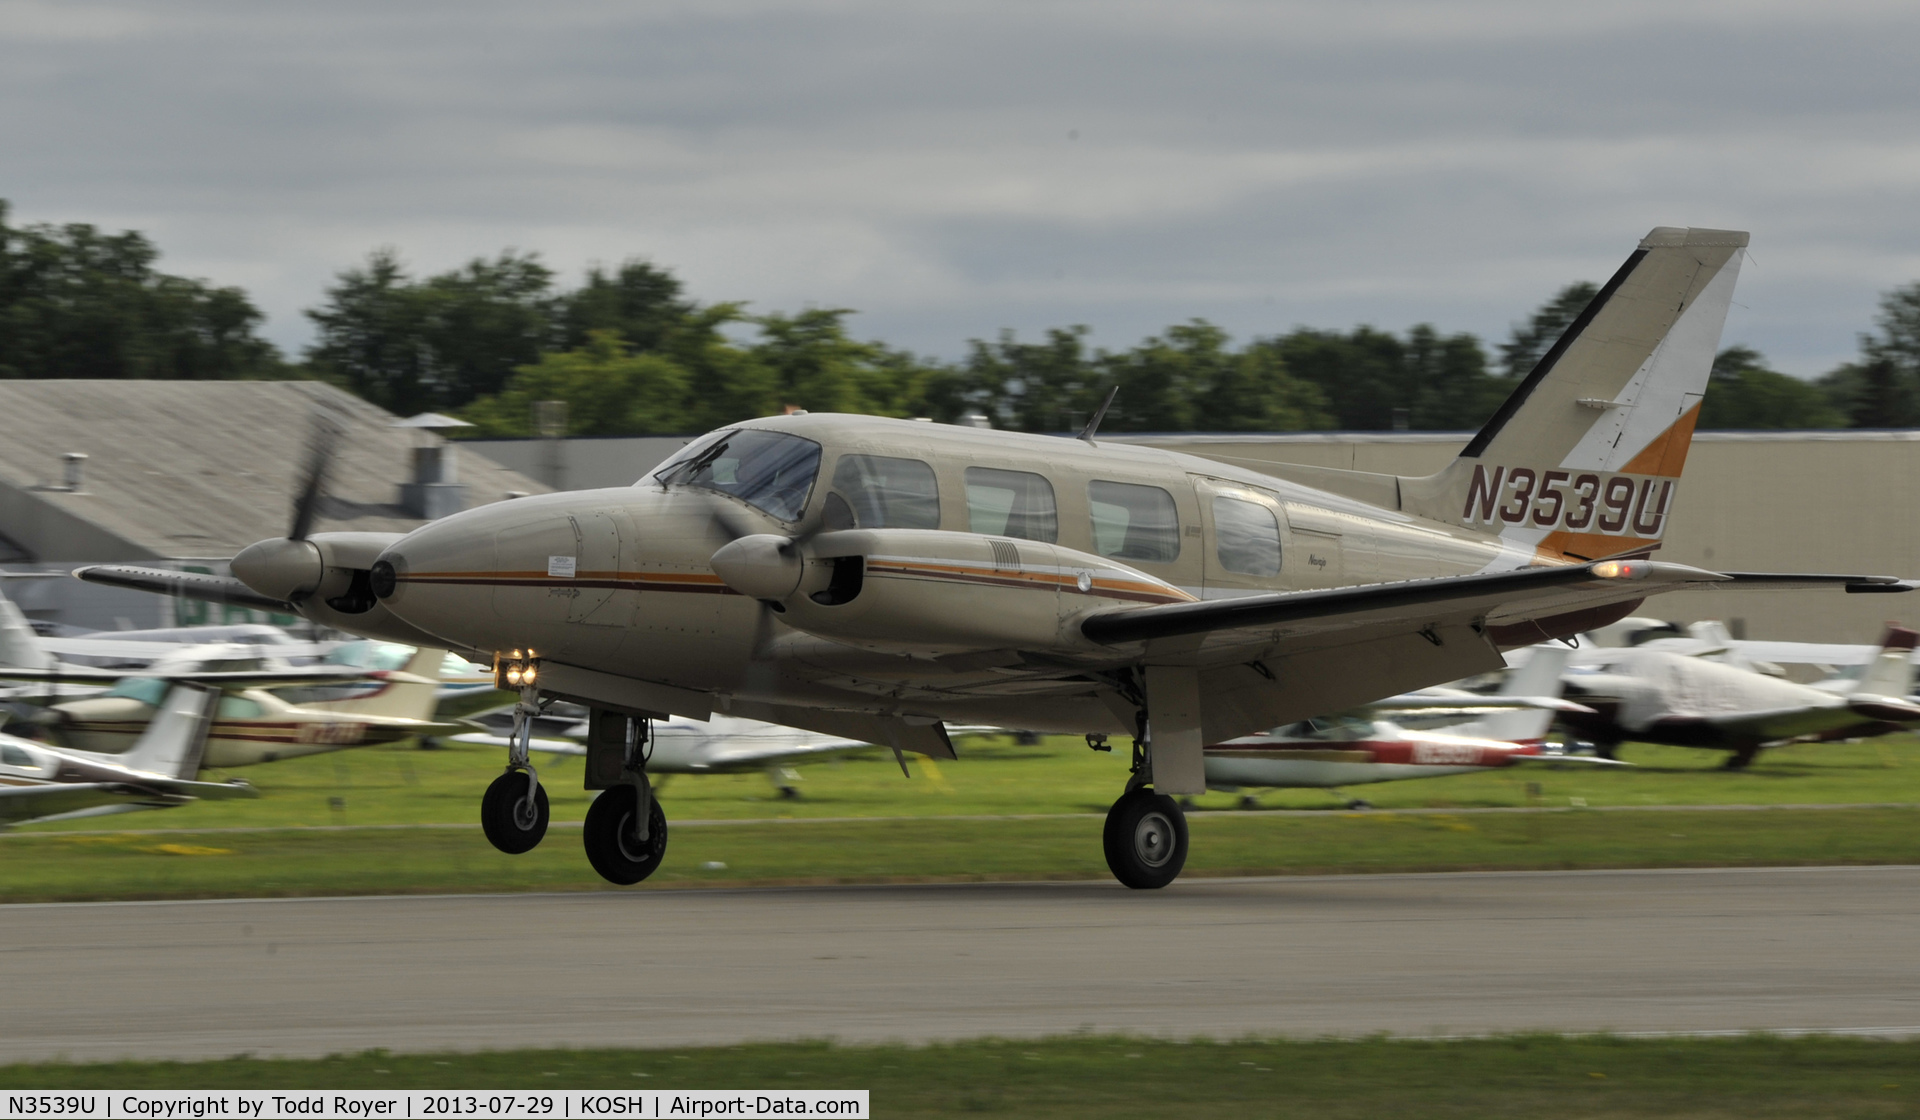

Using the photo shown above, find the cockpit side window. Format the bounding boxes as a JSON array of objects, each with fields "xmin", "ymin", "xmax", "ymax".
[
  {"xmin": 829, "ymin": 455, "xmax": 941, "ymax": 530},
  {"xmin": 103, "ymin": 677, "xmax": 170, "ymax": 707},
  {"xmin": 0, "ymin": 742, "xmax": 37, "ymax": 768},
  {"xmin": 652, "ymin": 429, "xmax": 823, "ymax": 524},
  {"xmin": 965, "ymin": 467, "xmax": 1058, "ymax": 542},
  {"xmin": 1088, "ymin": 480, "xmax": 1180, "ymax": 563}
]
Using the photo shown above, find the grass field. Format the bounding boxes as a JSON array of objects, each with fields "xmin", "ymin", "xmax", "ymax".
[
  {"xmin": 4, "ymin": 732, "xmax": 1918, "ymax": 901},
  {"xmin": 13, "ymin": 730, "xmax": 1920, "ymax": 834},
  {"xmin": 3, "ymin": 1035, "xmax": 1915, "ymax": 1117},
  {"xmin": 3, "ymin": 804, "xmax": 1917, "ymax": 902}
]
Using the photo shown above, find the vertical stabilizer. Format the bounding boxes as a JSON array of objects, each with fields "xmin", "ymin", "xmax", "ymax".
[
  {"xmin": 1855, "ymin": 627, "xmax": 1918, "ymax": 700},
  {"xmin": 0, "ymin": 591, "xmax": 53, "ymax": 671},
  {"xmin": 119, "ymin": 683, "xmax": 218, "ymax": 778},
  {"xmin": 1465, "ymin": 645, "xmax": 1572, "ymax": 743},
  {"xmin": 1401, "ymin": 227, "xmax": 1748, "ymax": 567},
  {"xmin": 321, "ymin": 646, "xmax": 446, "ymax": 720}
]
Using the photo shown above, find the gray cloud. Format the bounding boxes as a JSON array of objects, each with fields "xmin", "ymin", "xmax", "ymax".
[{"xmin": 3, "ymin": 0, "xmax": 1917, "ymax": 375}]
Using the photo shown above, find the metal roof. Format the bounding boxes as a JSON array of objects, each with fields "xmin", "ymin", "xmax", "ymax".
[{"xmin": 0, "ymin": 380, "xmax": 550, "ymax": 562}]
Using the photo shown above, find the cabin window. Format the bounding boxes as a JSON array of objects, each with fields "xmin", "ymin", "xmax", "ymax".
[
  {"xmin": 1213, "ymin": 495, "xmax": 1282, "ymax": 576},
  {"xmin": 965, "ymin": 467, "xmax": 1058, "ymax": 542},
  {"xmin": 830, "ymin": 455, "xmax": 941, "ymax": 529},
  {"xmin": 217, "ymin": 696, "xmax": 265, "ymax": 719},
  {"xmin": 1088, "ymin": 481, "xmax": 1180, "ymax": 563},
  {"xmin": 103, "ymin": 677, "xmax": 169, "ymax": 707},
  {"xmin": 652, "ymin": 428, "xmax": 822, "ymax": 523},
  {"xmin": 0, "ymin": 742, "xmax": 37, "ymax": 768}
]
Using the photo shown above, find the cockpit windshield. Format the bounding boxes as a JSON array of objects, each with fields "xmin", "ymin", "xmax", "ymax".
[{"xmin": 651, "ymin": 429, "xmax": 822, "ymax": 523}]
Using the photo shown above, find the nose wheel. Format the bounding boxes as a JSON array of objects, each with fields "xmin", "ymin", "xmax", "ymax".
[
  {"xmin": 584, "ymin": 784, "xmax": 669, "ymax": 884},
  {"xmin": 481, "ymin": 769, "xmax": 549, "ymax": 853}
]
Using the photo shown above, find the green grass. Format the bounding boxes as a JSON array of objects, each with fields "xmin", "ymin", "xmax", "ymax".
[
  {"xmin": 13, "ymin": 731, "xmax": 1920, "ymax": 836},
  {"xmin": 3, "ymin": 1035, "xmax": 1916, "ymax": 1117},
  {"xmin": 4, "ymin": 804, "xmax": 1917, "ymax": 903}
]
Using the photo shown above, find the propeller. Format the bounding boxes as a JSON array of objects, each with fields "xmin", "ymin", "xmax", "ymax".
[
  {"xmin": 229, "ymin": 405, "xmax": 348, "ymax": 603},
  {"xmin": 703, "ymin": 490, "xmax": 853, "ymax": 604}
]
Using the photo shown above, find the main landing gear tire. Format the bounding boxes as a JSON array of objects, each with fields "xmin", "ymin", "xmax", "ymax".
[
  {"xmin": 1102, "ymin": 788, "xmax": 1188, "ymax": 890},
  {"xmin": 584, "ymin": 785, "xmax": 669, "ymax": 886},
  {"xmin": 480, "ymin": 770, "xmax": 549, "ymax": 854}
]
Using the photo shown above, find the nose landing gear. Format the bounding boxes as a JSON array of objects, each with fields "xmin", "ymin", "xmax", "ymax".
[{"xmin": 480, "ymin": 683, "xmax": 549, "ymax": 854}]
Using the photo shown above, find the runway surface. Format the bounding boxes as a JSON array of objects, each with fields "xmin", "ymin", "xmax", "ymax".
[{"xmin": 8, "ymin": 865, "xmax": 1919, "ymax": 1061}]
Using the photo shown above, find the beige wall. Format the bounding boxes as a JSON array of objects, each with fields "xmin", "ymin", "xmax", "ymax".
[{"xmin": 1134, "ymin": 432, "xmax": 1920, "ymax": 645}]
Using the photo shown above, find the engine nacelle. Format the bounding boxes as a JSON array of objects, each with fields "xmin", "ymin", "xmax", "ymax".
[{"xmin": 760, "ymin": 528, "xmax": 1190, "ymax": 656}]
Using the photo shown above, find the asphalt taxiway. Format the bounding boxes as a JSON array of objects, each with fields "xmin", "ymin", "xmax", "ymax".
[{"xmin": 6, "ymin": 865, "xmax": 1917, "ymax": 1061}]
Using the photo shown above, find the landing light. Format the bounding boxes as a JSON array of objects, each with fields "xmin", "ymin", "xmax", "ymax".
[{"xmin": 495, "ymin": 654, "xmax": 538, "ymax": 689}]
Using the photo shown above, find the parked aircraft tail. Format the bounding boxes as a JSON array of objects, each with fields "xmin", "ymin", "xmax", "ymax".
[
  {"xmin": 1398, "ymin": 227, "xmax": 1748, "ymax": 564},
  {"xmin": 1468, "ymin": 645, "xmax": 1573, "ymax": 743},
  {"xmin": 1854, "ymin": 627, "xmax": 1919, "ymax": 699},
  {"xmin": 118, "ymin": 682, "xmax": 219, "ymax": 778},
  {"xmin": 0, "ymin": 591, "xmax": 53, "ymax": 671},
  {"xmin": 318, "ymin": 646, "xmax": 446, "ymax": 720}
]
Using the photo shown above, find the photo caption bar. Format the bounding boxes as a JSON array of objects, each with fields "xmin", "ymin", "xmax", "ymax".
[{"xmin": 4, "ymin": 1091, "xmax": 869, "ymax": 1119}]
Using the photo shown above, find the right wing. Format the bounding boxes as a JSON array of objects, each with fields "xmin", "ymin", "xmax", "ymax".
[{"xmin": 72, "ymin": 565, "xmax": 291, "ymax": 613}]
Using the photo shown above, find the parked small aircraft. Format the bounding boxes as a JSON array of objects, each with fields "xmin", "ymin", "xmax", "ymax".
[
  {"xmin": 1206, "ymin": 647, "xmax": 1620, "ymax": 807},
  {"xmin": 77, "ymin": 227, "xmax": 1918, "ymax": 888},
  {"xmin": 30, "ymin": 644, "xmax": 456, "ymax": 768},
  {"xmin": 0, "ymin": 682, "xmax": 257, "ymax": 828},
  {"xmin": 1554, "ymin": 627, "xmax": 1920, "ymax": 767}
]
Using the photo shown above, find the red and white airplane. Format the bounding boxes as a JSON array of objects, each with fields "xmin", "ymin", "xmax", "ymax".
[{"xmin": 1205, "ymin": 646, "xmax": 1619, "ymax": 806}]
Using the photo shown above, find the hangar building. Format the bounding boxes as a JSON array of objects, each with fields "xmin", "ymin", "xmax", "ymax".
[{"xmin": 0, "ymin": 381, "xmax": 548, "ymax": 632}]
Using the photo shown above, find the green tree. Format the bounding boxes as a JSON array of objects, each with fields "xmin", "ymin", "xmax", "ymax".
[
  {"xmin": 0, "ymin": 200, "xmax": 286, "ymax": 380},
  {"xmin": 305, "ymin": 249, "xmax": 557, "ymax": 415},
  {"xmin": 1699, "ymin": 346, "xmax": 1845, "ymax": 429},
  {"xmin": 1820, "ymin": 282, "xmax": 1920, "ymax": 428},
  {"xmin": 1501, "ymin": 281, "xmax": 1599, "ymax": 379},
  {"xmin": 962, "ymin": 326, "xmax": 1101, "ymax": 432},
  {"xmin": 1097, "ymin": 320, "xmax": 1330, "ymax": 433},
  {"xmin": 558, "ymin": 259, "xmax": 691, "ymax": 353},
  {"xmin": 461, "ymin": 330, "xmax": 690, "ymax": 436}
]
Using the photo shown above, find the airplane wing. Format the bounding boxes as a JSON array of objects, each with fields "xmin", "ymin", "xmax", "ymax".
[
  {"xmin": 71, "ymin": 565, "xmax": 291, "ymax": 613},
  {"xmin": 1505, "ymin": 754, "xmax": 1632, "ymax": 768},
  {"xmin": 450, "ymin": 732, "xmax": 582, "ymax": 754},
  {"xmin": 0, "ymin": 666, "xmax": 435, "ymax": 688},
  {"xmin": 1079, "ymin": 563, "xmax": 1911, "ymax": 650},
  {"xmin": 1368, "ymin": 695, "xmax": 1593, "ymax": 714},
  {"xmin": 0, "ymin": 778, "xmax": 255, "ymax": 827}
]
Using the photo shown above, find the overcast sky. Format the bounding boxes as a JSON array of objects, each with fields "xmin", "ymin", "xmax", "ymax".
[{"xmin": 4, "ymin": 0, "xmax": 1917, "ymax": 375}]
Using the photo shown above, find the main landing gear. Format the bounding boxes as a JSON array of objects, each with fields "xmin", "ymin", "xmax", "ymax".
[
  {"xmin": 480, "ymin": 684, "xmax": 549, "ymax": 854},
  {"xmin": 579, "ymin": 707, "xmax": 668, "ymax": 885},
  {"xmin": 1099, "ymin": 725, "xmax": 1191, "ymax": 890}
]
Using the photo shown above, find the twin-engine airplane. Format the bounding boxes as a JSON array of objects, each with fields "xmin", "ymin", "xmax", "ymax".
[{"xmin": 79, "ymin": 227, "xmax": 1915, "ymax": 888}]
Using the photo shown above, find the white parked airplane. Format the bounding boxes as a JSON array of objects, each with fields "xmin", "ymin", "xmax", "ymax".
[
  {"xmin": 1553, "ymin": 627, "xmax": 1920, "ymax": 767},
  {"xmin": 0, "ymin": 682, "xmax": 257, "ymax": 828}
]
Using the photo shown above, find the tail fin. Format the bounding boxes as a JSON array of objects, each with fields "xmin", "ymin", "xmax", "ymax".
[
  {"xmin": 0, "ymin": 591, "xmax": 53, "ymax": 670},
  {"xmin": 1400, "ymin": 227, "xmax": 1748, "ymax": 565},
  {"xmin": 1469, "ymin": 645, "xmax": 1572, "ymax": 742},
  {"xmin": 119, "ymin": 682, "xmax": 218, "ymax": 778},
  {"xmin": 1854, "ymin": 627, "xmax": 1917, "ymax": 699},
  {"xmin": 321, "ymin": 646, "xmax": 446, "ymax": 720}
]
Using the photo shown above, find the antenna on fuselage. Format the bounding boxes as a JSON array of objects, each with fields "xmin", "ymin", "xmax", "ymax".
[{"xmin": 1078, "ymin": 385, "xmax": 1120, "ymax": 446}]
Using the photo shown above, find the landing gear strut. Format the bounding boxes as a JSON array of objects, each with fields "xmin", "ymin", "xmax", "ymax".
[
  {"xmin": 580, "ymin": 709, "xmax": 669, "ymax": 885},
  {"xmin": 480, "ymin": 682, "xmax": 549, "ymax": 854},
  {"xmin": 1101, "ymin": 712, "xmax": 1189, "ymax": 889}
]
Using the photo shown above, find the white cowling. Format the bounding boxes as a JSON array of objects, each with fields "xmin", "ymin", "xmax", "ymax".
[
  {"xmin": 232, "ymin": 531, "xmax": 405, "ymax": 603},
  {"xmin": 709, "ymin": 534, "xmax": 805, "ymax": 601}
]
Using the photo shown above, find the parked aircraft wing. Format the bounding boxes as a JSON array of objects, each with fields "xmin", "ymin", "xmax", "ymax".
[
  {"xmin": 0, "ymin": 666, "xmax": 433, "ymax": 687},
  {"xmin": 1504, "ymin": 754, "xmax": 1632, "ymax": 767},
  {"xmin": 1644, "ymin": 698, "xmax": 1920, "ymax": 747},
  {"xmin": 1369, "ymin": 695, "xmax": 1593, "ymax": 714},
  {"xmin": 0, "ymin": 777, "xmax": 255, "ymax": 827},
  {"xmin": 452, "ymin": 732, "xmax": 582, "ymax": 753},
  {"xmin": 72, "ymin": 565, "xmax": 292, "ymax": 613}
]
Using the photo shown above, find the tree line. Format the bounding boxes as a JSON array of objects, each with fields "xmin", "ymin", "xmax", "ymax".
[{"xmin": 4, "ymin": 198, "xmax": 1916, "ymax": 435}]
